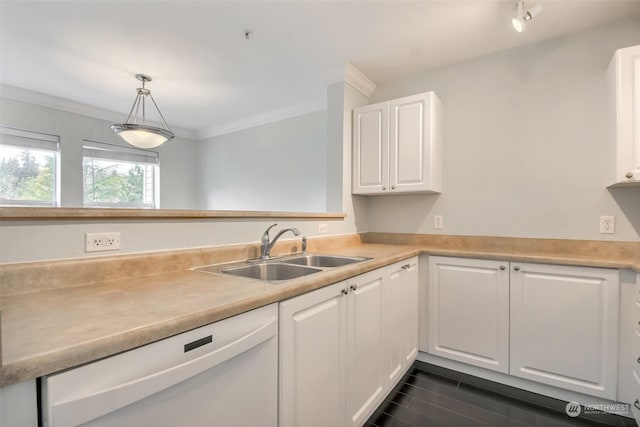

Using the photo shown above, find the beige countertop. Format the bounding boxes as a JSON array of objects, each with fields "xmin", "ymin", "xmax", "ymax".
[
  {"xmin": 0, "ymin": 243, "xmax": 419, "ymax": 386},
  {"xmin": 1, "ymin": 234, "xmax": 638, "ymax": 387}
]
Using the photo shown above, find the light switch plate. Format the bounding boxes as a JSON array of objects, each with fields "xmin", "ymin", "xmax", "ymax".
[{"xmin": 433, "ymin": 215, "xmax": 444, "ymax": 230}]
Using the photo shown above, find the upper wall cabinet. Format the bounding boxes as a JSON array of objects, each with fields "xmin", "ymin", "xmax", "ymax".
[
  {"xmin": 352, "ymin": 92, "xmax": 443, "ymax": 195},
  {"xmin": 608, "ymin": 44, "xmax": 640, "ymax": 187}
]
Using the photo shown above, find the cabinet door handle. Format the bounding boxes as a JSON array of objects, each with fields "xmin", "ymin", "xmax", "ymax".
[
  {"xmin": 513, "ymin": 266, "xmax": 520, "ymax": 271},
  {"xmin": 637, "ymin": 356, "xmax": 640, "ymax": 364},
  {"xmin": 350, "ymin": 284, "xmax": 358, "ymax": 291},
  {"xmin": 382, "ymin": 186, "xmax": 386, "ymax": 190},
  {"xmin": 391, "ymin": 185, "xmax": 396, "ymax": 190},
  {"xmin": 626, "ymin": 172, "xmax": 634, "ymax": 179},
  {"xmin": 341, "ymin": 288, "xmax": 349, "ymax": 296},
  {"xmin": 635, "ymin": 399, "xmax": 640, "ymax": 410},
  {"xmin": 499, "ymin": 265, "xmax": 506, "ymax": 270}
]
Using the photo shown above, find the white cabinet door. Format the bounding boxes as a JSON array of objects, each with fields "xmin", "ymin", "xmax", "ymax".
[
  {"xmin": 386, "ymin": 257, "xmax": 419, "ymax": 386},
  {"xmin": 636, "ymin": 273, "xmax": 640, "ymax": 381},
  {"xmin": 510, "ymin": 263, "xmax": 619, "ymax": 399},
  {"xmin": 428, "ymin": 256, "xmax": 510, "ymax": 373},
  {"xmin": 352, "ymin": 102, "xmax": 388, "ymax": 194},
  {"xmin": 279, "ymin": 281, "xmax": 348, "ymax": 427},
  {"xmin": 608, "ymin": 44, "xmax": 640, "ymax": 185},
  {"xmin": 346, "ymin": 270, "xmax": 386, "ymax": 427},
  {"xmin": 352, "ymin": 91, "xmax": 442, "ymax": 195},
  {"xmin": 389, "ymin": 92, "xmax": 442, "ymax": 193}
]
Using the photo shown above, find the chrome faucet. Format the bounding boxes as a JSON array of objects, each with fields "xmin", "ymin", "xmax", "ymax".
[{"xmin": 260, "ymin": 223, "xmax": 300, "ymax": 260}]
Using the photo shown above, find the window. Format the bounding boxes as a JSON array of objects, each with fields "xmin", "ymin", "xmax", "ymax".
[
  {"xmin": 83, "ymin": 140, "xmax": 159, "ymax": 208},
  {"xmin": 0, "ymin": 126, "xmax": 60, "ymax": 206}
]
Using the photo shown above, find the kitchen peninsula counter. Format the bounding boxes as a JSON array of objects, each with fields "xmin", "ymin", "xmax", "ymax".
[{"xmin": 1, "ymin": 233, "xmax": 638, "ymax": 387}]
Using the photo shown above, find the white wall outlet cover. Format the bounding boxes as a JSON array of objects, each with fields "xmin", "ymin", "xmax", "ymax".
[
  {"xmin": 318, "ymin": 223, "xmax": 328, "ymax": 234},
  {"xmin": 599, "ymin": 216, "xmax": 615, "ymax": 234},
  {"xmin": 86, "ymin": 232, "xmax": 121, "ymax": 252}
]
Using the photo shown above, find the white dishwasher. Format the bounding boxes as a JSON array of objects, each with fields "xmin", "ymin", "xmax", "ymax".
[{"xmin": 41, "ymin": 303, "xmax": 278, "ymax": 427}]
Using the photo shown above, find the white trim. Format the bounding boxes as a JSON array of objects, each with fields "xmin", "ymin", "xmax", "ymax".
[
  {"xmin": 196, "ymin": 97, "xmax": 326, "ymax": 140},
  {"xmin": 0, "ymin": 84, "xmax": 198, "ymax": 141},
  {"xmin": 325, "ymin": 63, "xmax": 376, "ymax": 97},
  {"xmin": 83, "ymin": 140, "xmax": 159, "ymax": 164},
  {"xmin": 344, "ymin": 63, "xmax": 376, "ymax": 97}
]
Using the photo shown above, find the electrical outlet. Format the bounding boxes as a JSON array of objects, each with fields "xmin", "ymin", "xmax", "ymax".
[
  {"xmin": 318, "ymin": 223, "xmax": 328, "ymax": 234},
  {"xmin": 433, "ymin": 215, "xmax": 444, "ymax": 230},
  {"xmin": 599, "ymin": 216, "xmax": 615, "ymax": 234},
  {"xmin": 86, "ymin": 232, "xmax": 121, "ymax": 252}
]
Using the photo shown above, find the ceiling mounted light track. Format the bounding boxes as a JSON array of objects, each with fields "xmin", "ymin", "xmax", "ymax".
[
  {"xmin": 111, "ymin": 74, "xmax": 175, "ymax": 149},
  {"xmin": 512, "ymin": 1, "xmax": 543, "ymax": 33}
]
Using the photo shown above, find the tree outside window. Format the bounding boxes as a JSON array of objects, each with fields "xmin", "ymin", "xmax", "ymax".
[{"xmin": 0, "ymin": 127, "xmax": 59, "ymax": 206}]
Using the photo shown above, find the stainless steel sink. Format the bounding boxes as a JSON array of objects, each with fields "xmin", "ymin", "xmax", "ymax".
[
  {"xmin": 196, "ymin": 253, "xmax": 370, "ymax": 284},
  {"xmin": 222, "ymin": 263, "xmax": 321, "ymax": 281},
  {"xmin": 282, "ymin": 254, "xmax": 369, "ymax": 268}
]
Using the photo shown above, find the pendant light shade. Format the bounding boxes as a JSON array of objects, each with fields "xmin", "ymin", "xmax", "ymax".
[{"xmin": 111, "ymin": 74, "xmax": 175, "ymax": 149}]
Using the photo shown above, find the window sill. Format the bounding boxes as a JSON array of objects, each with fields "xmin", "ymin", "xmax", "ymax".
[{"xmin": 0, "ymin": 207, "xmax": 347, "ymax": 221}]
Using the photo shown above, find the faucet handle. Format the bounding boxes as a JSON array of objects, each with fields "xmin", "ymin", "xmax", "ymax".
[
  {"xmin": 263, "ymin": 223, "xmax": 278, "ymax": 239},
  {"xmin": 302, "ymin": 236, "xmax": 307, "ymax": 254}
]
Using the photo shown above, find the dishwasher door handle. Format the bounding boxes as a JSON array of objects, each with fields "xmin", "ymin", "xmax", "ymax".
[{"xmin": 51, "ymin": 317, "xmax": 277, "ymax": 427}]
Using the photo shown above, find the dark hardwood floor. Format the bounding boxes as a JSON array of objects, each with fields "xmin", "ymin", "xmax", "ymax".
[{"xmin": 366, "ymin": 362, "xmax": 638, "ymax": 427}]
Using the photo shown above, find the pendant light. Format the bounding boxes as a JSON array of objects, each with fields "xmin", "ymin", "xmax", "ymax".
[{"xmin": 111, "ymin": 74, "xmax": 175, "ymax": 148}]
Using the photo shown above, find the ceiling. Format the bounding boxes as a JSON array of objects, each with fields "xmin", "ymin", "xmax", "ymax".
[{"xmin": 1, "ymin": 0, "xmax": 640, "ymax": 139}]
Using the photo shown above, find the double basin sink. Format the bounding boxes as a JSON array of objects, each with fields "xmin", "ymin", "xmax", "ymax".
[{"xmin": 196, "ymin": 254, "xmax": 370, "ymax": 283}]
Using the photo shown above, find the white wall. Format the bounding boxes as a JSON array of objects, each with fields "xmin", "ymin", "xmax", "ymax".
[
  {"xmin": 196, "ymin": 111, "xmax": 327, "ymax": 212},
  {"xmin": 0, "ymin": 218, "xmax": 350, "ymax": 263},
  {"xmin": 3, "ymin": 19, "xmax": 640, "ymax": 264},
  {"xmin": 360, "ymin": 17, "xmax": 640, "ymax": 242},
  {"xmin": 326, "ymin": 81, "xmax": 370, "ymax": 232},
  {"xmin": 0, "ymin": 91, "xmax": 359, "ymax": 263},
  {"xmin": 0, "ymin": 98, "xmax": 199, "ymax": 209}
]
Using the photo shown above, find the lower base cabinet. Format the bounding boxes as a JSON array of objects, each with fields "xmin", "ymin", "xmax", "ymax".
[
  {"xmin": 632, "ymin": 274, "xmax": 640, "ymax": 424},
  {"xmin": 510, "ymin": 262, "xmax": 619, "ymax": 400},
  {"xmin": 279, "ymin": 281, "xmax": 347, "ymax": 427},
  {"xmin": 428, "ymin": 257, "xmax": 510, "ymax": 373},
  {"xmin": 386, "ymin": 258, "xmax": 419, "ymax": 385},
  {"xmin": 428, "ymin": 256, "xmax": 620, "ymax": 400},
  {"xmin": 279, "ymin": 257, "xmax": 418, "ymax": 427},
  {"xmin": 346, "ymin": 269, "xmax": 386, "ymax": 426}
]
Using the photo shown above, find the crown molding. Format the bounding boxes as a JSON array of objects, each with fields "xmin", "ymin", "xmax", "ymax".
[
  {"xmin": 344, "ymin": 63, "xmax": 376, "ymax": 97},
  {"xmin": 0, "ymin": 84, "xmax": 198, "ymax": 140},
  {"xmin": 324, "ymin": 63, "xmax": 376, "ymax": 97},
  {"xmin": 196, "ymin": 97, "xmax": 326, "ymax": 140}
]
